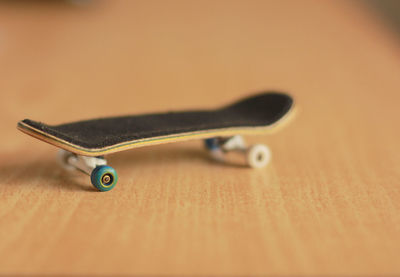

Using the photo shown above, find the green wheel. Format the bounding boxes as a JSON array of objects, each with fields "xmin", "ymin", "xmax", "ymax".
[{"xmin": 90, "ymin": 165, "xmax": 118, "ymax": 191}]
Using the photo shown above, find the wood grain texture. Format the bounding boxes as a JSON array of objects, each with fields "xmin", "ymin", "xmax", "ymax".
[{"xmin": 0, "ymin": 0, "xmax": 399, "ymax": 275}]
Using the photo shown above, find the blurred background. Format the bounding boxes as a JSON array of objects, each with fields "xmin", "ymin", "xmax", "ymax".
[
  {"xmin": 0, "ymin": 0, "xmax": 398, "ymax": 128},
  {"xmin": 365, "ymin": 0, "xmax": 400, "ymax": 33},
  {"xmin": 2, "ymin": 0, "xmax": 399, "ymax": 159},
  {"xmin": 1, "ymin": 0, "xmax": 398, "ymax": 134},
  {"xmin": 1, "ymin": 0, "xmax": 400, "ymax": 275}
]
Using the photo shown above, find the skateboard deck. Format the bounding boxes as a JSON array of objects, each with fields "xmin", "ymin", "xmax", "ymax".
[{"xmin": 18, "ymin": 92, "xmax": 295, "ymax": 157}]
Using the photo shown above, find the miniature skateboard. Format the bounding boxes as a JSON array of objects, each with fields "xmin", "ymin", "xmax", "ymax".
[{"xmin": 17, "ymin": 92, "xmax": 295, "ymax": 191}]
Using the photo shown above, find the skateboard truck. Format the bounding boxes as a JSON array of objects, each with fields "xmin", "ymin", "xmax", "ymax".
[
  {"xmin": 57, "ymin": 150, "xmax": 118, "ymax": 191},
  {"xmin": 204, "ymin": 135, "xmax": 271, "ymax": 168},
  {"xmin": 57, "ymin": 135, "xmax": 271, "ymax": 191}
]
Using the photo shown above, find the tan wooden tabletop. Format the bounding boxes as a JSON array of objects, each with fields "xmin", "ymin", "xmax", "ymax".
[{"xmin": 0, "ymin": 0, "xmax": 399, "ymax": 275}]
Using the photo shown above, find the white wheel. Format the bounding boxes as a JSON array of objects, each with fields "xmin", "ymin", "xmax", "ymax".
[
  {"xmin": 56, "ymin": 149, "xmax": 77, "ymax": 171},
  {"xmin": 246, "ymin": 144, "xmax": 271, "ymax": 168}
]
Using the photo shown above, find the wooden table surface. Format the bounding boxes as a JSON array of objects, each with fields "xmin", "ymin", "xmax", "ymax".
[{"xmin": 1, "ymin": 0, "xmax": 399, "ymax": 275}]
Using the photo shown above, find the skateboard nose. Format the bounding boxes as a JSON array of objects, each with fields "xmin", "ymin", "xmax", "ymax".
[{"xmin": 224, "ymin": 92, "xmax": 294, "ymax": 123}]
